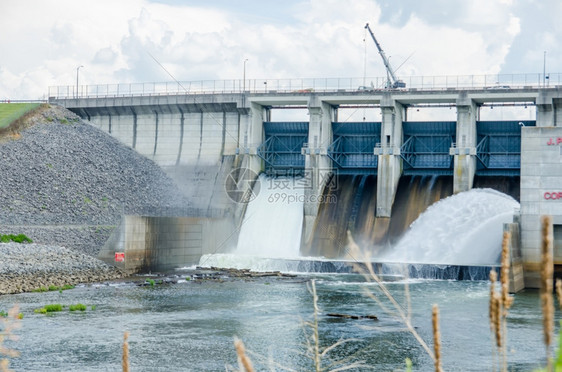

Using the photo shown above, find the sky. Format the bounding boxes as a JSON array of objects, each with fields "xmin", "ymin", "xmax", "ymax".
[{"xmin": 0, "ymin": 0, "xmax": 560, "ymax": 100}]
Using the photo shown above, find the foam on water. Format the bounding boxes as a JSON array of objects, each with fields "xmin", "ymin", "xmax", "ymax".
[{"xmin": 378, "ymin": 188, "xmax": 519, "ymax": 266}]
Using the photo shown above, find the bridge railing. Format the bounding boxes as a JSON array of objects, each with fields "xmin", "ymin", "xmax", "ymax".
[{"xmin": 48, "ymin": 73, "xmax": 561, "ymax": 99}]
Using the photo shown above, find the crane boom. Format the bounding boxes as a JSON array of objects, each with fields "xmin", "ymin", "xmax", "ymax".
[{"xmin": 364, "ymin": 23, "xmax": 405, "ymax": 89}]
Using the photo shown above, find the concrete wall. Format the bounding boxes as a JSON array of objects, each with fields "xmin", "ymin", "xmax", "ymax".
[
  {"xmin": 99, "ymin": 215, "xmax": 237, "ymax": 273},
  {"xmin": 520, "ymin": 126, "xmax": 562, "ymax": 287}
]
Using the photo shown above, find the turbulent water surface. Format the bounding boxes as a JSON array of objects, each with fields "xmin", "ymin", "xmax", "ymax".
[{"xmin": 0, "ymin": 274, "xmax": 550, "ymax": 371}]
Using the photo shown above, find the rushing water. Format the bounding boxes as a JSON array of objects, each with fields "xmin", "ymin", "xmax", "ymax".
[
  {"xmin": 236, "ymin": 175, "xmax": 304, "ymax": 258},
  {"xmin": 380, "ymin": 188, "xmax": 520, "ymax": 266},
  {"xmin": 0, "ymin": 274, "xmax": 552, "ymax": 371}
]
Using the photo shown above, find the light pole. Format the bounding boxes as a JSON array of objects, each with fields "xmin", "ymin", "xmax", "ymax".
[
  {"xmin": 243, "ymin": 59, "xmax": 248, "ymax": 92},
  {"xmin": 543, "ymin": 51, "xmax": 546, "ymax": 87},
  {"xmin": 76, "ymin": 65, "xmax": 83, "ymax": 98}
]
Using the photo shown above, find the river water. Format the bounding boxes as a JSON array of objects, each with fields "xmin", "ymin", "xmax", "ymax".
[
  {"xmin": 0, "ymin": 272, "xmax": 552, "ymax": 371},
  {"xmin": 1, "ymin": 178, "xmax": 548, "ymax": 371}
]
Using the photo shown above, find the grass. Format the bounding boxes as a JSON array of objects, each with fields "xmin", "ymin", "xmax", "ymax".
[
  {"xmin": 32, "ymin": 284, "xmax": 74, "ymax": 293},
  {"xmin": 0, "ymin": 103, "xmax": 40, "ymax": 129},
  {"xmin": 69, "ymin": 304, "xmax": 87, "ymax": 312},
  {"xmin": 0, "ymin": 234, "xmax": 32, "ymax": 243},
  {"xmin": 34, "ymin": 303, "xmax": 93, "ymax": 315},
  {"xmin": 34, "ymin": 304, "xmax": 64, "ymax": 314}
]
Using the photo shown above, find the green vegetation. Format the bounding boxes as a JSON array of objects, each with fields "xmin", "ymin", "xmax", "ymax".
[
  {"xmin": 0, "ymin": 310, "xmax": 7, "ymax": 318},
  {"xmin": 32, "ymin": 284, "xmax": 74, "ymax": 293},
  {"xmin": 33, "ymin": 303, "xmax": 95, "ymax": 315},
  {"xmin": 34, "ymin": 304, "xmax": 63, "ymax": 314},
  {"xmin": 0, "ymin": 103, "xmax": 40, "ymax": 129},
  {"xmin": 0, "ymin": 234, "xmax": 32, "ymax": 243},
  {"xmin": 69, "ymin": 304, "xmax": 87, "ymax": 312},
  {"xmin": 146, "ymin": 279, "xmax": 155, "ymax": 286}
]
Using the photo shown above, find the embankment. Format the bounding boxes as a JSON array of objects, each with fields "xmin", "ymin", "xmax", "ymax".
[{"xmin": 0, "ymin": 104, "xmax": 191, "ymax": 294}]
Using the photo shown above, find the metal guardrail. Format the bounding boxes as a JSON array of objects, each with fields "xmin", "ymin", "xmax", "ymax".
[{"xmin": 48, "ymin": 73, "xmax": 562, "ymax": 99}]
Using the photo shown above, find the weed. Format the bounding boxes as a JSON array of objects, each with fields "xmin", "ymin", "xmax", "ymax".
[
  {"xmin": 91, "ymin": 305, "xmax": 97, "ymax": 311},
  {"xmin": 83, "ymin": 197, "xmax": 92, "ymax": 204},
  {"xmin": 59, "ymin": 118, "xmax": 68, "ymax": 125},
  {"xmin": 34, "ymin": 304, "xmax": 63, "ymax": 314},
  {"xmin": 69, "ymin": 304, "xmax": 87, "ymax": 312},
  {"xmin": 0, "ymin": 234, "xmax": 32, "ymax": 244},
  {"xmin": 46, "ymin": 163, "xmax": 53, "ymax": 168},
  {"xmin": 0, "ymin": 311, "xmax": 7, "ymax": 318},
  {"xmin": 146, "ymin": 279, "xmax": 155, "ymax": 287}
]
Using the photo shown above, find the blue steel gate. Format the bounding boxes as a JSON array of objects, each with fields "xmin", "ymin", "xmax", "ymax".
[
  {"xmin": 257, "ymin": 122, "xmax": 308, "ymax": 175},
  {"xmin": 400, "ymin": 121, "xmax": 456, "ymax": 175},
  {"xmin": 475, "ymin": 120, "xmax": 535, "ymax": 176},
  {"xmin": 328, "ymin": 122, "xmax": 381, "ymax": 175}
]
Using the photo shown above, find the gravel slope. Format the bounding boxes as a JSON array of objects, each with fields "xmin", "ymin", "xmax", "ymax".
[{"xmin": 0, "ymin": 105, "xmax": 192, "ymax": 293}]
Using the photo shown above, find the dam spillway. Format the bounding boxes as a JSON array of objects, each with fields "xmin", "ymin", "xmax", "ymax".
[{"xmin": 49, "ymin": 75, "xmax": 562, "ymax": 288}]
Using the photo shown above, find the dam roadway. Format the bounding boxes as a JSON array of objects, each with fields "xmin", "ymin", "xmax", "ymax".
[{"xmin": 49, "ymin": 75, "xmax": 562, "ymax": 288}]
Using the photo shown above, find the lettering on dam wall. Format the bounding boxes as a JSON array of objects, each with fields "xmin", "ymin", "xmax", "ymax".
[
  {"xmin": 544, "ymin": 192, "xmax": 562, "ymax": 200},
  {"xmin": 547, "ymin": 137, "xmax": 562, "ymax": 146}
]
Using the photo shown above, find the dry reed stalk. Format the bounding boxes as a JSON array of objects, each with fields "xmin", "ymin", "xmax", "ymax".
[
  {"xmin": 500, "ymin": 231, "xmax": 514, "ymax": 312},
  {"xmin": 234, "ymin": 338, "xmax": 255, "ymax": 372},
  {"xmin": 499, "ymin": 231, "xmax": 514, "ymax": 372},
  {"xmin": 0, "ymin": 359, "xmax": 9, "ymax": 372},
  {"xmin": 309, "ymin": 280, "xmax": 321, "ymax": 372},
  {"xmin": 489, "ymin": 269, "xmax": 500, "ymax": 372},
  {"xmin": 122, "ymin": 331, "xmax": 129, "ymax": 372},
  {"xmin": 493, "ymin": 293, "xmax": 502, "ymax": 349},
  {"xmin": 0, "ymin": 305, "xmax": 21, "ymax": 372},
  {"xmin": 489, "ymin": 270, "xmax": 497, "ymax": 334},
  {"xmin": 346, "ymin": 232, "xmax": 435, "ymax": 360},
  {"xmin": 432, "ymin": 304, "xmax": 442, "ymax": 372},
  {"xmin": 556, "ymin": 279, "xmax": 562, "ymax": 311},
  {"xmin": 541, "ymin": 215, "xmax": 554, "ymax": 371}
]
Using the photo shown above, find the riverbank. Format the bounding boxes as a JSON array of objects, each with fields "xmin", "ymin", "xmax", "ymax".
[{"xmin": 0, "ymin": 242, "xmax": 124, "ymax": 295}]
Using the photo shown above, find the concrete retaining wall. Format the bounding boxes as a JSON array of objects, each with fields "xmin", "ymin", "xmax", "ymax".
[{"xmin": 99, "ymin": 215, "xmax": 237, "ymax": 273}]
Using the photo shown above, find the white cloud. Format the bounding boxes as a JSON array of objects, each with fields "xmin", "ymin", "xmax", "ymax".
[{"xmin": 0, "ymin": 0, "xmax": 560, "ymax": 99}]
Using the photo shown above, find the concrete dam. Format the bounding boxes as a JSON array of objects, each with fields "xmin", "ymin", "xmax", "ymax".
[{"xmin": 49, "ymin": 75, "xmax": 562, "ymax": 288}]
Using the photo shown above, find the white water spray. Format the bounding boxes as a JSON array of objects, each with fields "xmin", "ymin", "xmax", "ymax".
[
  {"xmin": 379, "ymin": 188, "xmax": 519, "ymax": 266},
  {"xmin": 199, "ymin": 174, "xmax": 305, "ymax": 270}
]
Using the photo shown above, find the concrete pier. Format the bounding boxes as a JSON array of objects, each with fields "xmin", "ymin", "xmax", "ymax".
[
  {"xmin": 452, "ymin": 92, "xmax": 477, "ymax": 193},
  {"xmin": 376, "ymin": 93, "xmax": 403, "ymax": 217}
]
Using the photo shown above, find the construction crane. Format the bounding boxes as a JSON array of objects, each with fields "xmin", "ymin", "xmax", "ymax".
[{"xmin": 364, "ymin": 23, "xmax": 406, "ymax": 89}]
